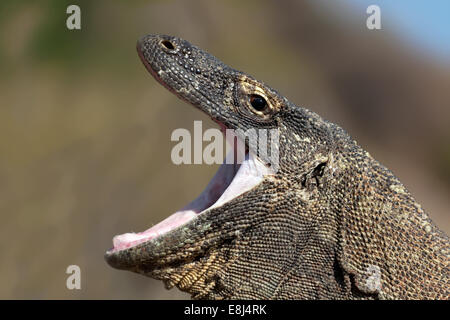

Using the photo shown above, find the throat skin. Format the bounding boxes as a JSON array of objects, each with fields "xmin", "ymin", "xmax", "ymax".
[{"xmin": 105, "ymin": 34, "xmax": 450, "ymax": 300}]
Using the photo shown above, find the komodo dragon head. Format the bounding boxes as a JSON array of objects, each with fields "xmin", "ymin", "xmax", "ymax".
[{"xmin": 105, "ymin": 35, "xmax": 449, "ymax": 299}]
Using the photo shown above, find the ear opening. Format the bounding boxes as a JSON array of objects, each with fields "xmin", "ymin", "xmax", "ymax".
[{"xmin": 301, "ymin": 157, "xmax": 329, "ymax": 189}]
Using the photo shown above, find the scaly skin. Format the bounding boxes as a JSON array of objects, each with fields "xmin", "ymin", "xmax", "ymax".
[{"xmin": 105, "ymin": 35, "xmax": 449, "ymax": 299}]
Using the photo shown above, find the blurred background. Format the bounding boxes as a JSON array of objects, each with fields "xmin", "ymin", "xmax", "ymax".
[{"xmin": 0, "ymin": 0, "xmax": 449, "ymax": 299}]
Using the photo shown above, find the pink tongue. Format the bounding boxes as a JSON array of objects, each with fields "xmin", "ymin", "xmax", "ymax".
[{"xmin": 112, "ymin": 210, "xmax": 197, "ymax": 251}]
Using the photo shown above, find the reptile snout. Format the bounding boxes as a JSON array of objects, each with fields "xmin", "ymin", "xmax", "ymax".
[{"xmin": 138, "ymin": 34, "xmax": 180, "ymax": 56}]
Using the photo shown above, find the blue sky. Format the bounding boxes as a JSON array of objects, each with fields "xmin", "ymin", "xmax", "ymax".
[{"xmin": 347, "ymin": 0, "xmax": 450, "ymax": 61}]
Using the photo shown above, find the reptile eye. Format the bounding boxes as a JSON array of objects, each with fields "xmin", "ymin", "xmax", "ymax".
[
  {"xmin": 160, "ymin": 40, "xmax": 175, "ymax": 51},
  {"xmin": 249, "ymin": 94, "xmax": 268, "ymax": 112}
]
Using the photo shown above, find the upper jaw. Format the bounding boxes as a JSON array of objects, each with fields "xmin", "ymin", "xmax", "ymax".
[{"xmin": 137, "ymin": 34, "xmax": 238, "ymax": 123}]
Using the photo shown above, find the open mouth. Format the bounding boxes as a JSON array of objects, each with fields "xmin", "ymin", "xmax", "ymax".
[
  {"xmin": 108, "ymin": 137, "xmax": 272, "ymax": 253},
  {"xmin": 108, "ymin": 132, "xmax": 272, "ymax": 253},
  {"xmin": 106, "ymin": 45, "xmax": 274, "ymax": 254}
]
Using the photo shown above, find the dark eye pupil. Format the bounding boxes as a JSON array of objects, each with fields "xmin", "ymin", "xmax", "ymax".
[{"xmin": 250, "ymin": 94, "xmax": 267, "ymax": 111}]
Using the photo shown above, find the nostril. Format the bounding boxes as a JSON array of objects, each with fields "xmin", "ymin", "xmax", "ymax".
[{"xmin": 160, "ymin": 40, "xmax": 175, "ymax": 51}]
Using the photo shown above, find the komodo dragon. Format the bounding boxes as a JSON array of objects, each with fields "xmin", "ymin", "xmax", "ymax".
[{"xmin": 105, "ymin": 34, "xmax": 449, "ymax": 299}]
